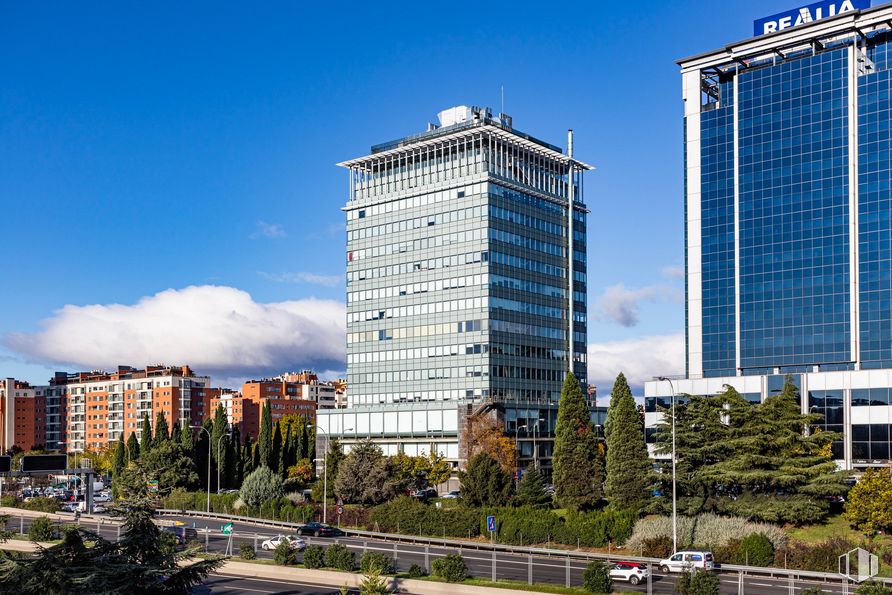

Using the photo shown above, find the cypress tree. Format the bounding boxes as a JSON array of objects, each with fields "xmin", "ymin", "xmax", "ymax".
[
  {"xmin": 307, "ymin": 425, "xmax": 316, "ymax": 463},
  {"xmin": 271, "ymin": 422, "xmax": 283, "ymax": 475},
  {"xmin": 126, "ymin": 431, "xmax": 140, "ymax": 462},
  {"xmin": 604, "ymin": 372, "xmax": 652, "ymax": 510},
  {"xmin": 281, "ymin": 425, "xmax": 293, "ymax": 479},
  {"xmin": 154, "ymin": 412, "xmax": 170, "ymax": 443},
  {"xmin": 140, "ymin": 413, "xmax": 153, "ymax": 455},
  {"xmin": 258, "ymin": 401, "xmax": 273, "ymax": 468},
  {"xmin": 515, "ymin": 464, "xmax": 551, "ymax": 507},
  {"xmin": 295, "ymin": 420, "xmax": 307, "ymax": 460},
  {"xmin": 179, "ymin": 419, "xmax": 194, "ymax": 459},
  {"xmin": 242, "ymin": 434, "xmax": 255, "ymax": 477},
  {"xmin": 553, "ymin": 372, "xmax": 602, "ymax": 511},
  {"xmin": 112, "ymin": 434, "xmax": 126, "ymax": 477},
  {"xmin": 231, "ymin": 426, "xmax": 243, "ymax": 486},
  {"xmin": 170, "ymin": 421, "xmax": 181, "ymax": 444}
]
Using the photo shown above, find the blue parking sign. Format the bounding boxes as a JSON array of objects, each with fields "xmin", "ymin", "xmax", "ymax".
[{"xmin": 487, "ymin": 515, "xmax": 496, "ymax": 532}]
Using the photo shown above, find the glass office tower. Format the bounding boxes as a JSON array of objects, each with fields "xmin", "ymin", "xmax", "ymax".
[
  {"xmin": 318, "ymin": 106, "xmax": 592, "ymax": 474},
  {"xmin": 645, "ymin": 4, "xmax": 892, "ymax": 470}
]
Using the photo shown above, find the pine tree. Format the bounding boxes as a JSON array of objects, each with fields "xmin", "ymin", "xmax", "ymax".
[
  {"xmin": 553, "ymin": 372, "xmax": 602, "ymax": 511},
  {"xmin": 459, "ymin": 452, "xmax": 512, "ymax": 507},
  {"xmin": 604, "ymin": 372, "xmax": 652, "ymax": 510},
  {"xmin": 515, "ymin": 464, "xmax": 551, "ymax": 507},
  {"xmin": 127, "ymin": 431, "xmax": 140, "ymax": 462},
  {"xmin": 112, "ymin": 434, "xmax": 126, "ymax": 478},
  {"xmin": 154, "ymin": 412, "xmax": 170, "ymax": 443},
  {"xmin": 140, "ymin": 414, "xmax": 153, "ymax": 455},
  {"xmin": 258, "ymin": 401, "xmax": 273, "ymax": 468},
  {"xmin": 271, "ymin": 422, "xmax": 283, "ymax": 475}
]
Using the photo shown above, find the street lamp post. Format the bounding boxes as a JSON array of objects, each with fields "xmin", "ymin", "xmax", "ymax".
[
  {"xmin": 310, "ymin": 424, "xmax": 329, "ymax": 525},
  {"xmin": 191, "ymin": 425, "xmax": 212, "ymax": 513},
  {"xmin": 657, "ymin": 376, "xmax": 678, "ymax": 554}
]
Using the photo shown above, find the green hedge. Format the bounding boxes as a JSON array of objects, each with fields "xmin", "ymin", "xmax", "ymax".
[
  {"xmin": 160, "ymin": 490, "xmax": 314, "ymax": 523},
  {"xmin": 368, "ymin": 497, "xmax": 635, "ymax": 547}
]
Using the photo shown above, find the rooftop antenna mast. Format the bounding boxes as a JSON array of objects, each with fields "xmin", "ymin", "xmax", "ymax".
[{"xmin": 500, "ymin": 85, "xmax": 504, "ymax": 115}]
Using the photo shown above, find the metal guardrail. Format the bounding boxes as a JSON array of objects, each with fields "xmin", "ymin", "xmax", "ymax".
[{"xmin": 155, "ymin": 508, "xmax": 892, "ymax": 585}]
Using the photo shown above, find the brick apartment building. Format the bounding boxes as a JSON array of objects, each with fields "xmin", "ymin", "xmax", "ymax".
[{"xmin": 1, "ymin": 366, "xmax": 346, "ymax": 453}]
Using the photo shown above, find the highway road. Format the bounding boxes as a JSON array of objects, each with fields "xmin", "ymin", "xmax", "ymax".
[
  {"xmin": 3, "ymin": 512, "xmax": 869, "ymax": 594},
  {"xmin": 195, "ymin": 575, "xmax": 341, "ymax": 594}
]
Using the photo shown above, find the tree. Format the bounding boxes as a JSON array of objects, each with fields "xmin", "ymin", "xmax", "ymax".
[
  {"xmin": 287, "ymin": 458, "xmax": 315, "ymax": 485},
  {"xmin": 126, "ymin": 432, "xmax": 140, "ymax": 462},
  {"xmin": 240, "ymin": 466, "xmax": 284, "ymax": 508},
  {"xmin": 459, "ymin": 452, "xmax": 512, "ymax": 507},
  {"xmin": 154, "ymin": 412, "xmax": 169, "ymax": 444},
  {"xmin": 319, "ymin": 437, "xmax": 345, "ymax": 501},
  {"xmin": 553, "ymin": 372, "xmax": 602, "ymax": 511},
  {"xmin": 604, "ymin": 372, "xmax": 652, "ymax": 510},
  {"xmin": 231, "ymin": 426, "xmax": 243, "ymax": 486},
  {"xmin": 242, "ymin": 434, "xmax": 255, "ymax": 478},
  {"xmin": 211, "ymin": 404, "xmax": 229, "ymax": 490},
  {"xmin": 178, "ymin": 420, "xmax": 194, "ymax": 457},
  {"xmin": 335, "ymin": 440, "xmax": 406, "ymax": 505},
  {"xmin": 515, "ymin": 465, "xmax": 551, "ymax": 507},
  {"xmin": 258, "ymin": 401, "xmax": 273, "ymax": 468},
  {"xmin": 112, "ymin": 435, "xmax": 126, "ymax": 479},
  {"xmin": 272, "ymin": 422, "xmax": 283, "ymax": 477},
  {"xmin": 845, "ymin": 467, "xmax": 892, "ymax": 535},
  {"xmin": 462, "ymin": 413, "xmax": 516, "ymax": 473},
  {"xmin": 116, "ymin": 440, "xmax": 198, "ymax": 497},
  {"xmin": 139, "ymin": 414, "xmax": 153, "ymax": 455},
  {"xmin": 170, "ymin": 421, "xmax": 181, "ymax": 444},
  {"xmin": 0, "ymin": 501, "xmax": 223, "ymax": 593}
]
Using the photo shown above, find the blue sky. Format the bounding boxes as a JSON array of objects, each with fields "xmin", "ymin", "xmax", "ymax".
[{"xmin": 1, "ymin": 0, "xmax": 796, "ymax": 390}]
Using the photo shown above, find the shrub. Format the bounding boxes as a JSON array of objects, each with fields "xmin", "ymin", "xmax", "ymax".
[
  {"xmin": 582, "ymin": 561, "xmax": 612, "ymax": 593},
  {"xmin": 241, "ymin": 466, "xmax": 284, "ymax": 508},
  {"xmin": 800, "ymin": 589, "xmax": 827, "ymax": 595},
  {"xmin": 325, "ymin": 543, "xmax": 356, "ymax": 571},
  {"xmin": 627, "ymin": 513, "xmax": 787, "ymax": 553},
  {"xmin": 856, "ymin": 582, "xmax": 892, "ymax": 595},
  {"xmin": 22, "ymin": 497, "xmax": 61, "ymax": 513},
  {"xmin": 303, "ymin": 544, "xmax": 325, "ymax": 569},
  {"xmin": 640, "ymin": 535, "xmax": 674, "ymax": 558},
  {"xmin": 711, "ymin": 539, "xmax": 740, "ymax": 565},
  {"xmin": 273, "ymin": 541, "xmax": 297, "ymax": 566},
  {"xmin": 360, "ymin": 551, "xmax": 393, "ymax": 574},
  {"xmin": 735, "ymin": 532, "xmax": 775, "ymax": 567},
  {"xmin": 407, "ymin": 563, "xmax": 427, "ymax": 578},
  {"xmin": 28, "ymin": 516, "xmax": 56, "ymax": 541},
  {"xmin": 676, "ymin": 570, "xmax": 692, "ymax": 595},
  {"xmin": 689, "ymin": 570, "xmax": 720, "ymax": 595},
  {"xmin": 776, "ymin": 536, "xmax": 855, "ymax": 573},
  {"xmin": 0, "ymin": 495, "xmax": 16, "ymax": 507},
  {"xmin": 432, "ymin": 554, "xmax": 467, "ymax": 582},
  {"xmin": 239, "ymin": 542, "xmax": 256, "ymax": 560}
]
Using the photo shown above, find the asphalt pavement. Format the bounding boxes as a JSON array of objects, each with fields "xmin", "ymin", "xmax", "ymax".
[{"xmin": 2, "ymin": 512, "xmax": 869, "ymax": 594}]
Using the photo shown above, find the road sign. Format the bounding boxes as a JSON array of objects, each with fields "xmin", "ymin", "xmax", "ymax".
[
  {"xmin": 337, "ymin": 506, "xmax": 344, "ymax": 515},
  {"xmin": 221, "ymin": 522, "xmax": 233, "ymax": 535},
  {"xmin": 487, "ymin": 515, "xmax": 497, "ymax": 532},
  {"xmin": 146, "ymin": 479, "xmax": 159, "ymax": 493},
  {"xmin": 0, "ymin": 456, "xmax": 10, "ymax": 473},
  {"xmin": 21, "ymin": 454, "xmax": 67, "ymax": 473},
  {"xmin": 337, "ymin": 497, "xmax": 343, "ymax": 506},
  {"xmin": 840, "ymin": 547, "xmax": 878, "ymax": 583}
]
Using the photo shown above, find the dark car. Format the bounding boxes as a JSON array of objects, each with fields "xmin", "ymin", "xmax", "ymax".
[
  {"xmin": 296, "ymin": 522, "xmax": 344, "ymax": 537},
  {"xmin": 162, "ymin": 525, "xmax": 199, "ymax": 546}
]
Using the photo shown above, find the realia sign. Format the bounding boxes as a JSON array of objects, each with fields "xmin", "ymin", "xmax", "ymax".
[{"xmin": 754, "ymin": 0, "xmax": 871, "ymax": 36}]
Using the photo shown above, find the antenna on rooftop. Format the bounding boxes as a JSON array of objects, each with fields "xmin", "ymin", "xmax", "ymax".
[{"xmin": 500, "ymin": 84, "xmax": 504, "ymax": 115}]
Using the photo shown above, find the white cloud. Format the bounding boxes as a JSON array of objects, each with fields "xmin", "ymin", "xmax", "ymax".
[
  {"xmin": 250, "ymin": 221, "xmax": 287, "ymax": 239},
  {"xmin": 594, "ymin": 283, "xmax": 683, "ymax": 327},
  {"xmin": 661, "ymin": 265, "xmax": 684, "ymax": 279},
  {"xmin": 5, "ymin": 286, "xmax": 346, "ymax": 382},
  {"xmin": 587, "ymin": 332, "xmax": 685, "ymax": 393},
  {"xmin": 259, "ymin": 271, "xmax": 342, "ymax": 287}
]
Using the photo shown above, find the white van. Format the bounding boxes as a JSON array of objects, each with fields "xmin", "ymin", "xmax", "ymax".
[{"xmin": 659, "ymin": 551, "xmax": 715, "ymax": 573}]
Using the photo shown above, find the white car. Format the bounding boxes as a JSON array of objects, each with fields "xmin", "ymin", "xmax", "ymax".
[
  {"xmin": 610, "ymin": 562, "xmax": 649, "ymax": 585},
  {"xmin": 659, "ymin": 551, "xmax": 715, "ymax": 573},
  {"xmin": 94, "ymin": 493, "xmax": 112, "ymax": 502},
  {"xmin": 261, "ymin": 534, "xmax": 306, "ymax": 551},
  {"xmin": 441, "ymin": 490, "xmax": 461, "ymax": 499}
]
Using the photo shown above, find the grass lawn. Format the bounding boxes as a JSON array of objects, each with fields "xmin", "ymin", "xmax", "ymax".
[
  {"xmin": 787, "ymin": 514, "xmax": 892, "ymax": 577},
  {"xmin": 409, "ymin": 574, "xmax": 628, "ymax": 595}
]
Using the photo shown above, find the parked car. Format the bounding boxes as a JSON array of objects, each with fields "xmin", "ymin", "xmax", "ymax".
[
  {"xmin": 659, "ymin": 551, "xmax": 715, "ymax": 573},
  {"xmin": 94, "ymin": 492, "xmax": 112, "ymax": 503},
  {"xmin": 411, "ymin": 488, "xmax": 438, "ymax": 499},
  {"xmin": 440, "ymin": 490, "xmax": 461, "ymax": 499},
  {"xmin": 296, "ymin": 522, "xmax": 343, "ymax": 537},
  {"xmin": 610, "ymin": 562, "xmax": 649, "ymax": 585},
  {"xmin": 261, "ymin": 534, "xmax": 306, "ymax": 551}
]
